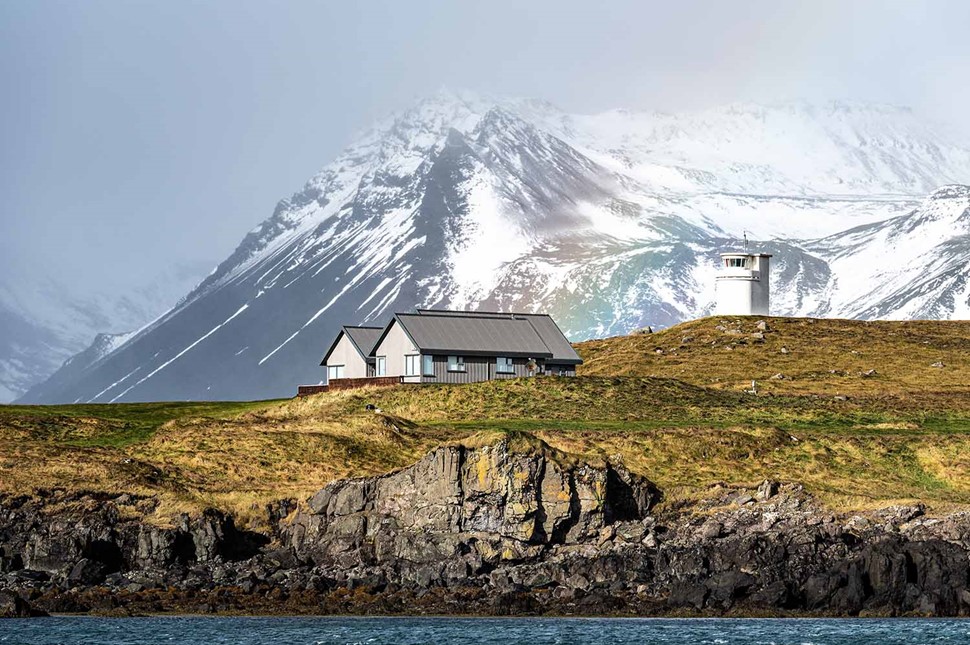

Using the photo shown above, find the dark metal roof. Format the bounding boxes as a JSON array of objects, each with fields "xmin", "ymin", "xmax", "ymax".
[
  {"xmin": 516, "ymin": 314, "xmax": 582, "ymax": 364},
  {"xmin": 344, "ymin": 326, "xmax": 383, "ymax": 359},
  {"xmin": 415, "ymin": 309, "xmax": 582, "ymax": 364},
  {"xmin": 320, "ymin": 325, "xmax": 383, "ymax": 366},
  {"xmin": 393, "ymin": 313, "xmax": 554, "ymax": 358}
]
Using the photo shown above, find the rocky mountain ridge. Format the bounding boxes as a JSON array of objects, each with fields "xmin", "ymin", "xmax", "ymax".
[{"xmin": 17, "ymin": 93, "xmax": 970, "ymax": 403}]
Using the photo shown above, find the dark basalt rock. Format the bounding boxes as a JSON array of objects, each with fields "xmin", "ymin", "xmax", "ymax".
[
  {"xmin": 3, "ymin": 443, "xmax": 970, "ymax": 617},
  {"xmin": 0, "ymin": 589, "xmax": 44, "ymax": 618}
]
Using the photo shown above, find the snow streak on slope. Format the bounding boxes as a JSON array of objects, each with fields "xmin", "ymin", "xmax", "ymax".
[{"xmin": 18, "ymin": 91, "xmax": 970, "ymax": 403}]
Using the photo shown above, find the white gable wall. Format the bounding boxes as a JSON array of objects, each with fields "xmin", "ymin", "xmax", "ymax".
[
  {"xmin": 324, "ymin": 333, "xmax": 370, "ymax": 379},
  {"xmin": 372, "ymin": 319, "xmax": 419, "ymax": 380}
]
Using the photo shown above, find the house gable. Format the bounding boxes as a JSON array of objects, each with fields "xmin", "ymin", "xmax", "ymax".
[
  {"xmin": 321, "ymin": 331, "xmax": 371, "ymax": 379},
  {"xmin": 370, "ymin": 317, "xmax": 420, "ymax": 378}
]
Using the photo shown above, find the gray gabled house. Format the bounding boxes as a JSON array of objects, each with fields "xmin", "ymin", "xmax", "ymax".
[
  {"xmin": 366, "ymin": 310, "xmax": 582, "ymax": 384},
  {"xmin": 319, "ymin": 325, "xmax": 384, "ymax": 381}
]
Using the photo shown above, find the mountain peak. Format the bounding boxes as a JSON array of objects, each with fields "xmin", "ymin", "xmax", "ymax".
[{"xmin": 929, "ymin": 184, "xmax": 970, "ymax": 200}]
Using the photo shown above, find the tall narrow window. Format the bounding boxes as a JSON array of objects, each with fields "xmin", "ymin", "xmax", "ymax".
[
  {"xmin": 496, "ymin": 357, "xmax": 514, "ymax": 374},
  {"xmin": 422, "ymin": 354, "xmax": 435, "ymax": 376},
  {"xmin": 376, "ymin": 356, "xmax": 386, "ymax": 376},
  {"xmin": 404, "ymin": 354, "xmax": 420, "ymax": 376}
]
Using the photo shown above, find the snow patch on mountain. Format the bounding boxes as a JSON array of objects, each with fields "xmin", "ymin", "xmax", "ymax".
[{"xmin": 812, "ymin": 185, "xmax": 970, "ymax": 319}]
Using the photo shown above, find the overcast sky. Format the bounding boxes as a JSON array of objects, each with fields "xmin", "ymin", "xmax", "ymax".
[{"xmin": 2, "ymin": 0, "xmax": 969, "ymax": 292}]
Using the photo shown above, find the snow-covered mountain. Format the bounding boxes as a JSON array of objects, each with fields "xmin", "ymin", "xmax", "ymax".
[
  {"xmin": 18, "ymin": 92, "xmax": 970, "ymax": 403},
  {"xmin": 0, "ymin": 262, "xmax": 212, "ymax": 402},
  {"xmin": 808, "ymin": 184, "xmax": 970, "ymax": 319}
]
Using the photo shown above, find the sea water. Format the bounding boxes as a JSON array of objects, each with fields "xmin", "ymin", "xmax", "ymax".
[{"xmin": 1, "ymin": 616, "xmax": 968, "ymax": 644}]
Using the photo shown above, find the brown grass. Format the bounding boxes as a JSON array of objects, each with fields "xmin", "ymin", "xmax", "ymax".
[
  {"xmin": 578, "ymin": 316, "xmax": 970, "ymax": 401},
  {"xmin": 5, "ymin": 317, "xmax": 970, "ymax": 524}
]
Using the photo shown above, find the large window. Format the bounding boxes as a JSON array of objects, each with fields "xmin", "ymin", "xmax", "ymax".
[
  {"xmin": 423, "ymin": 354, "xmax": 435, "ymax": 376},
  {"xmin": 327, "ymin": 365, "xmax": 344, "ymax": 380},
  {"xmin": 376, "ymin": 356, "xmax": 386, "ymax": 376},
  {"xmin": 448, "ymin": 356, "xmax": 466, "ymax": 372},
  {"xmin": 404, "ymin": 354, "xmax": 420, "ymax": 377},
  {"xmin": 496, "ymin": 357, "xmax": 514, "ymax": 374}
]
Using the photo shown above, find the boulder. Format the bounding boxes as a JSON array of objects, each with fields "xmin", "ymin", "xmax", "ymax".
[{"xmin": 0, "ymin": 590, "xmax": 39, "ymax": 618}]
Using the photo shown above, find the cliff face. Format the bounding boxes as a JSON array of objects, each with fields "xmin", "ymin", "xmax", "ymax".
[
  {"xmin": 2, "ymin": 439, "xmax": 970, "ymax": 617},
  {"xmin": 287, "ymin": 441, "xmax": 659, "ymax": 563}
]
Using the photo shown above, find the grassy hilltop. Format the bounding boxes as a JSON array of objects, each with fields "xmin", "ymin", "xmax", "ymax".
[
  {"xmin": 3, "ymin": 316, "xmax": 970, "ymax": 526},
  {"xmin": 579, "ymin": 316, "xmax": 970, "ymax": 399}
]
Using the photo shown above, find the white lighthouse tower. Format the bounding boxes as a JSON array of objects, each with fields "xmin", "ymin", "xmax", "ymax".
[{"xmin": 715, "ymin": 250, "xmax": 772, "ymax": 316}]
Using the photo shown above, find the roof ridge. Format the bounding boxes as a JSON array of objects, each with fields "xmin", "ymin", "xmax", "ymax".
[
  {"xmin": 415, "ymin": 308, "xmax": 551, "ymax": 318},
  {"xmin": 341, "ymin": 325, "xmax": 384, "ymax": 362},
  {"xmin": 406, "ymin": 312, "xmax": 532, "ymax": 322}
]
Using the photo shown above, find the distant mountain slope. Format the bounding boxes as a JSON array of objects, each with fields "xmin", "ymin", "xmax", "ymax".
[
  {"xmin": 0, "ymin": 262, "xmax": 211, "ymax": 402},
  {"xmin": 0, "ymin": 303, "xmax": 62, "ymax": 402},
  {"xmin": 809, "ymin": 185, "xmax": 970, "ymax": 319},
  {"xmin": 18, "ymin": 92, "xmax": 970, "ymax": 403},
  {"xmin": 533, "ymin": 100, "xmax": 968, "ymax": 199}
]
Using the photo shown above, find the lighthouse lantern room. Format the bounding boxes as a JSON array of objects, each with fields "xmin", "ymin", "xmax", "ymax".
[{"xmin": 715, "ymin": 251, "xmax": 772, "ymax": 316}]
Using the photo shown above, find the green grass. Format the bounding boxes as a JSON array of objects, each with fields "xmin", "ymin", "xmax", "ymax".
[
  {"xmin": 6, "ymin": 316, "xmax": 970, "ymax": 523},
  {"xmin": 0, "ymin": 400, "xmax": 284, "ymax": 447}
]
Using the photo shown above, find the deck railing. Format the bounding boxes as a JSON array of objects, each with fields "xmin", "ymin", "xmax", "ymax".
[{"xmin": 297, "ymin": 376, "xmax": 403, "ymax": 397}]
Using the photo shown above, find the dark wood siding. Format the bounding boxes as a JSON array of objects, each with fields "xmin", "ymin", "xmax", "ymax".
[
  {"xmin": 421, "ymin": 356, "xmax": 545, "ymax": 383},
  {"xmin": 545, "ymin": 364, "xmax": 577, "ymax": 377}
]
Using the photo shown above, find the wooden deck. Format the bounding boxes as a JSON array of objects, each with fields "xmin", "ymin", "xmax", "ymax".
[{"xmin": 297, "ymin": 376, "xmax": 402, "ymax": 397}]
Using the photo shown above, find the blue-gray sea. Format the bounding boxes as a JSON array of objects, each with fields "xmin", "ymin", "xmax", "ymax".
[{"xmin": 1, "ymin": 617, "xmax": 968, "ymax": 644}]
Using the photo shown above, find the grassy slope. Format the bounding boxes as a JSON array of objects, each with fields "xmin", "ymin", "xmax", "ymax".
[
  {"xmin": 578, "ymin": 316, "xmax": 970, "ymax": 399},
  {"xmin": 4, "ymin": 316, "xmax": 970, "ymax": 525}
]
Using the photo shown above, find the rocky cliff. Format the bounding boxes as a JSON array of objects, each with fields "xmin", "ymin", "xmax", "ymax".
[{"xmin": 3, "ymin": 439, "xmax": 970, "ymax": 617}]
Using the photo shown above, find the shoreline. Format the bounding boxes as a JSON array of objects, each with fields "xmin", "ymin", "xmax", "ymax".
[
  {"xmin": 19, "ymin": 612, "xmax": 970, "ymax": 621},
  {"xmin": 7, "ymin": 440, "xmax": 970, "ymax": 620}
]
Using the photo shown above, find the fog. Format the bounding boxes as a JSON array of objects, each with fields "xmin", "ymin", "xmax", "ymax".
[{"xmin": 2, "ymin": 0, "xmax": 968, "ymax": 292}]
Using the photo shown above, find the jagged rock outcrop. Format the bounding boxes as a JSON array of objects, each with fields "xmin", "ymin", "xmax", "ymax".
[
  {"xmin": 0, "ymin": 492, "xmax": 268, "ymax": 590},
  {"xmin": 285, "ymin": 440, "xmax": 659, "ymax": 590},
  {"xmin": 3, "ymin": 441, "xmax": 970, "ymax": 617}
]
